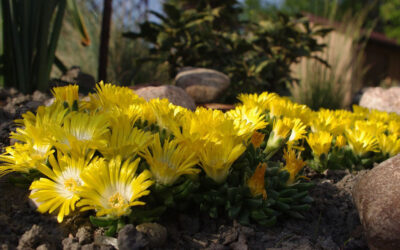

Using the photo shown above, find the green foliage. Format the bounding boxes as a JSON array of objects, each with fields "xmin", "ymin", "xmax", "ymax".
[
  {"xmin": 0, "ymin": 0, "xmax": 89, "ymax": 93},
  {"xmin": 1, "ymin": 0, "xmax": 67, "ymax": 93},
  {"xmin": 380, "ymin": 0, "xmax": 400, "ymax": 43},
  {"xmin": 124, "ymin": 2, "xmax": 328, "ymax": 102},
  {"xmin": 192, "ymin": 145, "xmax": 314, "ymax": 226}
]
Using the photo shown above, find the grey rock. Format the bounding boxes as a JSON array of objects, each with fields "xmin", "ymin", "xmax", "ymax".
[
  {"xmin": 36, "ymin": 244, "xmax": 50, "ymax": 250},
  {"xmin": 93, "ymin": 235, "xmax": 117, "ymax": 250},
  {"xmin": 17, "ymin": 225, "xmax": 44, "ymax": 250},
  {"xmin": 81, "ymin": 243, "xmax": 96, "ymax": 250},
  {"xmin": 76, "ymin": 226, "xmax": 93, "ymax": 245},
  {"xmin": 359, "ymin": 87, "xmax": 400, "ymax": 114},
  {"xmin": 230, "ymin": 233, "xmax": 248, "ymax": 250},
  {"xmin": 175, "ymin": 67, "xmax": 230, "ymax": 103},
  {"xmin": 25, "ymin": 101, "xmax": 42, "ymax": 112},
  {"xmin": 135, "ymin": 85, "xmax": 196, "ymax": 110},
  {"xmin": 136, "ymin": 223, "xmax": 167, "ymax": 248},
  {"xmin": 31, "ymin": 91, "xmax": 49, "ymax": 103},
  {"xmin": 59, "ymin": 66, "xmax": 95, "ymax": 94},
  {"xmin": 117, "ymin": 224, "xmax": 148, "ymax": 250},
  {"xmin": 353, "ymin": 154, "xmax": 400, "ymax": 250},
  {"xmin": 62, "ymin": 237, "xmax": 79, "ymax": 250}
]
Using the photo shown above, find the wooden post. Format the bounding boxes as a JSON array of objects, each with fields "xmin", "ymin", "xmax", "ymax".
[{"xmin": 98, "ymin": 0, "xmax": 112, "ymax": 82}]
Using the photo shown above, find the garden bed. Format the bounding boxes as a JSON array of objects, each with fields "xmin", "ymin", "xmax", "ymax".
[{"xmin": 0, "ymin": 87, "xmax": 369, "ymax": 249}]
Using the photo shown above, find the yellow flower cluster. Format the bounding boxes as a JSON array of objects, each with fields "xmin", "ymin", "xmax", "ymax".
[
  {"xmin": 1, "ymin": 83, "xmax": 399, "ymax": 223},
  {"xmin": 239, "ymin": 91, "xmax": 400, "ymax": 159},
  {"xmin": 0, "ymin": 83, "xmax": 266, "ymax": 221}
]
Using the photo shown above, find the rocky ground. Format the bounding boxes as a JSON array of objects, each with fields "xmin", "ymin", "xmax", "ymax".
[{"xmin": 0, "ymin": 88, "xmax": 369, "ymax": 250}]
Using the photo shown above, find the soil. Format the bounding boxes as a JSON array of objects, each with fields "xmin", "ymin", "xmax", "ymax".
[{"xmin": 0, "ymin": 88, "xmax": 369, "ymax": 250}]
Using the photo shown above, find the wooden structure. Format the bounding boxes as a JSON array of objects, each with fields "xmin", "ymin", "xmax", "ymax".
[{"xmin": 308, "ymin": 14, "xmax": 400, "ymax": 87}]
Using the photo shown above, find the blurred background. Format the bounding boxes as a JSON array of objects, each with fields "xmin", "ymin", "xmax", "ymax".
[{"xmin": 1, "ymin": 0, "xmax": 399, "ymax": 109}]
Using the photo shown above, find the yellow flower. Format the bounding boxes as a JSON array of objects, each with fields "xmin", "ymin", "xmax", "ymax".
[
  {"xmin": 52, "ymin": 112, "xmax": 109, "ymax": 153},
  {"xmin": 101, "ymin": 115, "xmax": 153, "ymax": 159},
  {"xmin": 388, "ymin": 120, "xmax": 400, "ymax": 137},
  {"xmin": 377, "ymin": 134, "xmax": 400, "ymax": 157},
  {"xmin": 310, "ymin": 109, "xmax": 345, "ymax": 135},
  {"xmin": 78, "ymin": 157, "xmax": 153, "ymax": 218},
  {"xmin": 251, "ymin": 131, "xmax": 265, "ymax": 148},
  {"xmin": 29, "ymin": 152, "xmax": 97, "ymax": 222},
  {"xmin": 306, "ymin": 131, "xmax": 333, "ymax": 157},
  {"xmin": 237, "ymin": 92, "xmax": 277, "ymax": 111},
  {"xmin": 335, "ymin": 135, "xmax": 347, "ymax": 148},
  {"xmin": 288, "ymin": 119, "xmax": 307, "ymax": 143},
  {"xmin": 345, "ymin": 128, "xmax": 379, "ymax": 156},
  {"xmin": 264, "ymin": 117, "xmax": 292, "ymax": 155},
  {"xmin": 174, "ymin": 107, "xmax": 241, "ymax": 151},
  {"xmin": 140, "ymin": 134, "xmax": 200, "ymax": 186},
  {"xmin": 247, "ymin": 162, "xmax": 267, "ymax": 199},
  {"xmin": 148, "ymin": 98, "xmax": 185, "ymax": 133},
  {"xmin": 283, "ymin": 148, "xmax": 307, "ymax": 184},
  {"xmin": 15, "ymin": 102, "xmax": 68, "ymax": 128},
  {"xmin": 1, "ymin": 125, "xmax": 55, "ymax": 175},
  {"xmin": 0, "ymin": 142, "xmax": 53, "ymax": 176},
  {"xmin": 227, "ymin": 105, "xmax": 268, "ymax": 140},
  {"xmin": 198, "ymin": 138, "xmax": 246, "ymax": 183},
  {"xmin": 51, "ymin": 85, "xmax": 79, "ymax": 108},
  {"xmin": 272, "ymin": 117, "xmax": 292, "ymax": 139},
  {"xmin": 87, "ymin": 82, "xmax": 145, "ymax": 112},
  {"xmin": 269, "ymin": 99, "xmax": 287, "ymax": 118}
]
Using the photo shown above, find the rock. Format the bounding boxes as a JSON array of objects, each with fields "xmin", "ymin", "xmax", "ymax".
[
  {"xmin": 230, "ymin": 233, "xmax": 248, "ymax": 250},
  {"xmin": 36, "ymin": 244, "xmax": 50, "ymax": 250},
  {"xmin": 24, "ymin": 101, "xmax": 42, "ymax": 112},
  {"xmin": 130, "ymin": 82, "xmax": 162, "ymax": 91},
  {"xmin": 31, "ymin": 91, "xmax": 49, "ymax": 103},
  {"xmin": 353, "ymin": 154, "xmax": 400, "ymax": 250},
  {"xmin": 58, "ymin": 66, "xmax": 95, "ymax": 94},
  {"xmin": 175, "ymin": 67, "xmax": 230, "ymax": 103},
  {"xmin": 62, "ymin": 236, "xmax": 79, "ymax": 250},
  {"xmin": 136, "ymin": 223, "xmax": 167, "ymax": 248},
  {"xmin": 117, "ymin": 224, "xmax": 148, "ymax": 250},
  {"xmin": 93, "ymin": 235, "xmax": 117, "ymax": 250},
  {"xmin": 17, "ymin": 225, "xmax": 45, "ymax": 250},
  {"xmin": 134, "ymin": 85, "xmax": 196, "ymax": 110},
  {"xmin": 359, "ymin": 87, "xmax": 400, "ymax": 114},
  {"xmin": 76, "ymin": 226, "xmax": 93, "ymax": 245},
  {"xmin": 198, "ymin": 103, "xmax": 235, "ymax": 112}
]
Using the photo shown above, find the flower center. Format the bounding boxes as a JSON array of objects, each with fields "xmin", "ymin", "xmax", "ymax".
[
  {"xmin": 64, "ymin": 178, "xmax": 78, "ymax": 192},
  {"xmin": 108, "ymin": 192, "xmax": 125, "ymax": 209}
]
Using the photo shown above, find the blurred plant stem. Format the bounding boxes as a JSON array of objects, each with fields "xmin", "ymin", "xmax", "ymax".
[{"xmin": 98, "ymin": 0, "xmax": 112, "ymax": 82}]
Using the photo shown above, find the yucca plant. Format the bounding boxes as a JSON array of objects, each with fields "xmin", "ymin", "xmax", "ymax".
[{"xmin": 0, "ymin": 0, "xmax": 89, "ymax": 93}]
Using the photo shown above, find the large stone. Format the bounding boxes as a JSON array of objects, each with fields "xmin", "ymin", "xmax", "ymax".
[
  {"xmin": 359, "ymin": 87, "xmax": 400, "ymax": 114},
  {"xmin": 117, "ymin": 224, "xmax": 148, "ymax": 250},
  {"xmin": 175, "ymin": 67, "xmax": 230, "ymax": 103},
  {"xmin": 134, "ymin": 85, "xmax": 196, "ymax": 110},
  {"xmin": 352, "ymin": 154, "xmax": 400, "ymax": 250}
]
